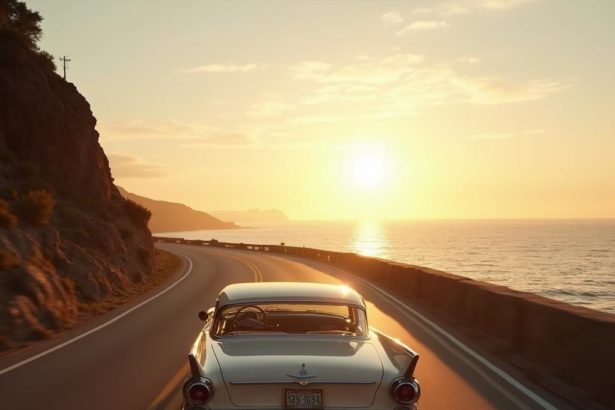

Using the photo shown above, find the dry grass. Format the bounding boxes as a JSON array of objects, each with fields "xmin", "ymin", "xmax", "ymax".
[
  {"xmin": 145, "ymin": 249, "xmax": 184, "ymax": 288},
  {"xmin": 80, "ymin": 249, "xmax": 183, "ymax": 315},
  {"xmin": 0, "ymin": 198, "xmax": 17, "ymax": 229}
]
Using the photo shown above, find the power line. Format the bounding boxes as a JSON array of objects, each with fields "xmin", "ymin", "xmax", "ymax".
[{"xmin": 59, "ymin": 55, "xmax": 71, "ymax": 80}]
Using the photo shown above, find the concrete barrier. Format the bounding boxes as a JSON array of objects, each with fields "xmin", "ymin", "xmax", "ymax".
[{"xmin": 155, "ymin": 236, "xmax": 615, "ymax": 406}]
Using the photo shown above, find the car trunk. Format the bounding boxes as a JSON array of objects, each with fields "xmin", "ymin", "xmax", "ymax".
[{"xmin": 212, "ymin": 337, "xmax": 383, "ymax": 408}]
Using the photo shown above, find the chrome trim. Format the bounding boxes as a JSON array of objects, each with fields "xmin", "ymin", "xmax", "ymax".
[
  {"xmin": 287, "ymin": 363, "xmax": 317, "ymax": 380},
  {"xmin": 231, "ymin": 381, "xmax": 294, "ymax": 385},
  {"xmin": 287, "ymin": 374, "xmax": 318, "ymax": 380},
  {"xmin": 391, "ymin": 377, "xmax": 421, "ymax": 405},
  {"xmin": 230, "ymin": 380, "xmax": 376, "ymax": 385},
  {"xmin": 183, "ymin": 377, "xmax": 215, "ymax": 405}
]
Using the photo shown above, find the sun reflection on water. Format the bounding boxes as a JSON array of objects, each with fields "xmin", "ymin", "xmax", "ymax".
[{"xmin": 351, "ymin": 220, "xmax": 388, "ymax": 258}]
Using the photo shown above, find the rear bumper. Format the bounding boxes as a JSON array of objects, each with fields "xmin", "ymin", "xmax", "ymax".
[{"xmin": 183, "ymin": 405, "xmax": 418, "ymax": 410}]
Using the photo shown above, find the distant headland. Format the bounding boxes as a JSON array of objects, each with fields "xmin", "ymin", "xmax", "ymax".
[
  {"xmin": 117, "ymin": 187, "xmax": 239, "ymax": 233},
  {"xmin": 211, "ymin": 209, "xmax": 289, "ymax": 225}
]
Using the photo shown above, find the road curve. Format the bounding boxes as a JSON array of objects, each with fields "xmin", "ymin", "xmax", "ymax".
[{"xmin": 0, "ymin": 243, "xmax": 575, "ymax": 410}]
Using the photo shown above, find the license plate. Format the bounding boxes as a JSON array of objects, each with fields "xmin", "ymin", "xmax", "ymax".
[{"xmin": 285, "ymin": 389, "xmax": 323, "ymax": 409}]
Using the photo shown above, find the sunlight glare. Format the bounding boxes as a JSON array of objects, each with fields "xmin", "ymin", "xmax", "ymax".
[
  {"xmin": 350, "ymin": 152, "xmax": 386, "ymax": 191},
  {"xmin": 352, "ymin": 220, "xmax": 388, "ymax": 258},
  {"xmin": 346, "ymin": 144, "xmax": 389, "ymax": 191}
]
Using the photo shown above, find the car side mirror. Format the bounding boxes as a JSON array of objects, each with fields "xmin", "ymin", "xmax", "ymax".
[{"xmin": 198, "ymin": 307, "xmax": 215, "ymax": 322}]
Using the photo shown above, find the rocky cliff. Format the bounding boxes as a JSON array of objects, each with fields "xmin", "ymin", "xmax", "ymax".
[
  {"xmin": 118, "ymin": 187, "xmax": 238, "ymax": 233},
  {"xmin": 0, "ymin": 12, "xmax": 154, "ymax": 349}
]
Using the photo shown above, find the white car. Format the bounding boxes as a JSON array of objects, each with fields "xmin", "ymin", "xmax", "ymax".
[{"xmin": 182, "ymin": 282, "xmax": 420, "ymax": 409}]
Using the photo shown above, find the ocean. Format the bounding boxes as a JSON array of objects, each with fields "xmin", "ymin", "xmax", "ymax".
[{"xmin": 158, "ymin": 220, "xmax": 615, "ymax": 313}]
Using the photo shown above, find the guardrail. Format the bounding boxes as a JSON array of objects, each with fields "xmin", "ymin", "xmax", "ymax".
[{"xmin": 155, "ymin": 236, "xmax": 615, "ymax": 406}]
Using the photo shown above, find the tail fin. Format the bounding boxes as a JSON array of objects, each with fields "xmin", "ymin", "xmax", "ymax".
[
  {"xmin": 405, "ymin": 353, "xmax": 419, "ymax": 378},
  {"xmin": 188, "ymin": 353, "xmax": 204, "ymax": 378}
]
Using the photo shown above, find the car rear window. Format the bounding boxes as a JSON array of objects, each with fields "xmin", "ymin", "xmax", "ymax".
[{"xmin": 212, "ymin": 303, "xmax": 368, "ymax": 337}]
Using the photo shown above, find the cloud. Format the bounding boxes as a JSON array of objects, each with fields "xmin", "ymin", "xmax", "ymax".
[
  {"xmin": 248, "ymin": 101, "xmax": 294, "ymax": 117},
  {"xmin": 99, "ymin": 121, "xmax": 253, "ymax": 146},
  {"xmin": 289, "ymin": 61, "xmax": 333, "ymax": 80},
  {"xmin": 397, "ymin": 21, "xmax": 449, "ymax": 35},
  {"xmin": 287, "ymin": 114, "xmax": 341, "ymax": 124},
  {"xmin": 459, "ymin": 77, "xmax": 567, "ymax": 104},
  {"xmin": 468, "ymin": 128, "xmax": 549, "ymax": 140},
  {"xmin": 108, "ymin": 154, "xmax": 166, "ymax": 178},
  {"xmin": 459, "ymin": 56, "xmax": 481, "ymax": 64},
  {"xmin": 290, "ymin": 53, "xmax": 424, "ymax": 86},
  {"xmin": 414, "ymin": 0, "xmax": 541, "ymax": 16},
  {"xmin": 301, "ymin": 83, "xmax": 379, "ymax": 105},
  {"xmin": 180, "ymin": 131, "xmax": 253, "ymax": 147},
  {"xmin": 100, "ymin": 121, "xmax": 203, "ymax": 141},
  {"xmin": 179, "ymin": 64, "xmax": 261, "ymax": 74},
  {"xmin": 524, "ymin": 128, "xmax": 548, "ymax": 135},
  {"xmin": 467, "ymin": 132, "xmax": 516, "ymax": 140},
  {"xmin": 286, "ymin": 55, "xmax": 566, "ymax": 116},
  {"xmin": 381, "ymin": 11, "xmax": 404, "ymax": 26}
]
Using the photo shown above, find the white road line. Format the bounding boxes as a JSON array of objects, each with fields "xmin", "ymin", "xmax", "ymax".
[
  {"xmin": 0, "ymin": 256, "xmax": 194, "ymax": 377},
  {"xmin": 315, "ymin": 262, "xmax": 558, "ymax": 410}
]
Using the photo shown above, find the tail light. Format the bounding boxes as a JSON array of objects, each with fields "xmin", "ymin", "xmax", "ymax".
[
  {"xmin": 391, "ymin": 378, "xmax": 420, "ymax": 405},
  {"xmin": 183, "ymin": 377, "xmax": 214, "ymax": 404}
]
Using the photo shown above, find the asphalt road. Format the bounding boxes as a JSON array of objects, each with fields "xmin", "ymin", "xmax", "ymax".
[{"xmin": 0, "ymin": 243, "xmax": 576, "ymax": 410}]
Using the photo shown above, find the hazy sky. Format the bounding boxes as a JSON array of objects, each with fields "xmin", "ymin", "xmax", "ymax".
[{"xmin": 30, "ymin": 0, "xmax": 615, "ymax": 220}]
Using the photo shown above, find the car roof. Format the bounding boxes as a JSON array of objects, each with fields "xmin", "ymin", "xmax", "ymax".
[{"xmin": 217, "ymin": 282, "xmax": 365, "ymax": 308}]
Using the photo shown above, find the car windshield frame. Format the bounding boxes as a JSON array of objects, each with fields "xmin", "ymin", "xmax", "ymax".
[{"xmin": 210, "ymin": 301, "xmax": 369, "ymax": 339}]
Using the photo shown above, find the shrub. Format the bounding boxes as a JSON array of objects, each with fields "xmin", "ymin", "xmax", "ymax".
[
  {"xmin": 61, "ymin": 277, "xmax": 76, "ymax": 294},
  {"xmin": 66, "ymin": 227, "xmax": 89, "ymax": 243},
  {"xmin": 14, "ymin": 189, "xmax": 55, "ymax": 227},
  {"xmin": 0, "ymin": 187, "xmax": 18, "ymax": 200},
  {"xmin": 0, "ymin": 150, "xmax": 16, "ymax": 163},
  {"xmin": 36, "ymin": 49, "xmax": 55, "ymax": 71},
  {"xmin": 17, "ymin": 161, "xmax": 40, "ymax": 180},
  {"xmin": 0, "ymin": 249, "xmax": 19, "ymax": 269},
  {"xmin": 124, "ymin": 199, "xmax": 151, "ymax": 227},
  {"xmin": 119, "ymin": 228, "xmax": 133, "ymax": 240},
  {"xmin": 0, "ymin": 198, "xmax": 17, "ymax": 228},
  {"xmin": 138, "ymin": 246, "xmax": 151, "ymax": 267},
  {"xmin": 56, "ymin": 205, "xmax": 82, "ymax": 227},
  {"xmin": 20, "ymin": 179, "xmax": 54, "ymax": 194}
]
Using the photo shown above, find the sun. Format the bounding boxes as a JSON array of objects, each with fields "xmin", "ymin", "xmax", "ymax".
[{"xmin": 350, "ymin": 152, "xmax": 386, "ymax": 190}]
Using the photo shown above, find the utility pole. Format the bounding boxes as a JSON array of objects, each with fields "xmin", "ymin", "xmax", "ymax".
[{"xmin": 59, "ymin": 56, "xmax": 71, "ymax": 80}]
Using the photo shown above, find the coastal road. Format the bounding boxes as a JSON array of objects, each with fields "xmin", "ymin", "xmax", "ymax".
[{"xmin": 0, "ymin": 243, "xmax": 576, "ymax": 410}]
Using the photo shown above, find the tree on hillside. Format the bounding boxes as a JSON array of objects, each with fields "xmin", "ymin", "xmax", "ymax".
[
  {"xmin": 0, "ymin": 0, "xmax": 55, "ymax": 70},
  {"xmin": 0, "ymin": 0, "xmax": 43, "ymax": 49}
]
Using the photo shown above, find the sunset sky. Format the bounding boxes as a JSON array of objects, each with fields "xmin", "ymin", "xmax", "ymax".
[{"xmin": 30, "ymin": 0, "xmax": 615, "ymax": 220}]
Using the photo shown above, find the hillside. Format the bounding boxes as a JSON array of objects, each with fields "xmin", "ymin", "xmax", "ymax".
[
  {"xmin": 211, "ymin": 209, "xmax": 289, "ymax": 225},
  {"xmin": 118, "ymin": 187, "xmax": 238, "ymax": 233},
  {"xmin": 0, "ymin": 2, "xmax": 154, "ymax": 349}
]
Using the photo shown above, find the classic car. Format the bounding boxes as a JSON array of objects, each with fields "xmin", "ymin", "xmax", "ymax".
[{"xmin": 182, "ymin": 282, "xmax": 420, "ymax": 409}]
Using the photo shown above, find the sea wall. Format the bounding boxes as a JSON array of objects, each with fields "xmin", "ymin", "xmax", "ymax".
[{"xmin": 156, "ymin": 237, "xmax": 615, "ymax": 406}]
